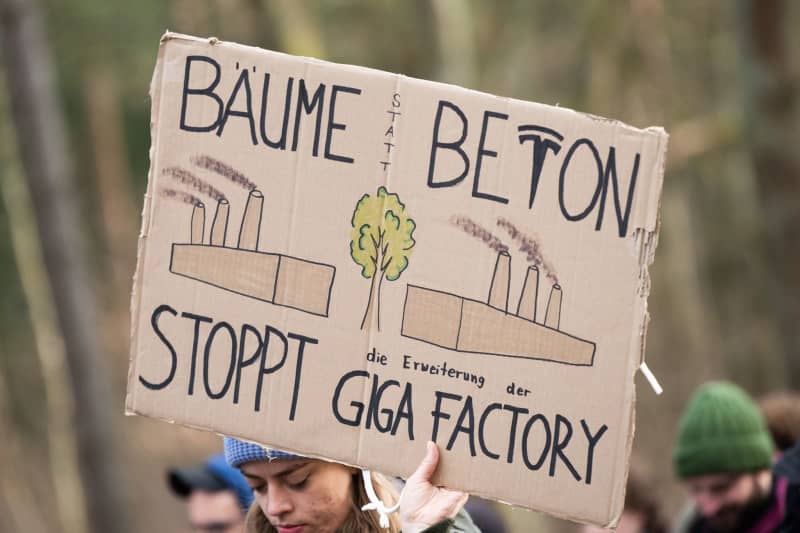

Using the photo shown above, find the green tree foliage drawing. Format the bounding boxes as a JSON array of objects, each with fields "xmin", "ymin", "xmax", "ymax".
[{"xmin": 350, "ymin": 187, "xmax": 416, "ymax": 331}]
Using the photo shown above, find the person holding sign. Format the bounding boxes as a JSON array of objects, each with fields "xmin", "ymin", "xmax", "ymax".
[
  {"xmin": 672, "ymin": 381, "xmax": 800, "ymax": 533},
  {"xmin": 224, "ymin": 437, "xmax": 479, "ymax": 533}
]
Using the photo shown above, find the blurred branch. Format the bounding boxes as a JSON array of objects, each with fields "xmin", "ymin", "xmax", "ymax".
[
  {"xmin": 667, "ymin": 112, "xmax": 740, "ymax": 168},
  {"xmin": 248, "ymin": 0, "xmax": 281, "ymax": 51},
  {"xmin": 430, "ymin": 0, "xmax": 477, "ymax": 86},
  {"xmin": 629, "ymin": 0, "xmax": 672, "ymax": 121},
  {"xmin": 84, "ymin": 68, "xmax": 138, "ymax": 296},
  {"xmin": 0, "ymin": 107, "xmax": 89, "ymax": 533},
  {"xmin": 169, "ymin": 0, "xmax": 211, "ymax": 36},
  {"xmin": 83, "ymin": 67, "xmax": 139, "ymax": 387},
  {"xmin": 0, "ymin": 0, "xmax": 130, "ymax": 531},
  {"xmin": 658, "ymin": 183, "xmax": 723, "ymax": 365}
]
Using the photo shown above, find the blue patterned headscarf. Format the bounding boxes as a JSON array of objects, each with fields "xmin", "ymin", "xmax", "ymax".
[{"xmin": 224, "ymin": 436, "xmax": 302, "ymax": 468}]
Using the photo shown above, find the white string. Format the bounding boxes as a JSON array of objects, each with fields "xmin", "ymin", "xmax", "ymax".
[
  {"xmin": 639, "ymin": 361, "xmax": 663, "ymax": 395},
  {"xmin": 361, "ymin": 469, "xmax": 402, "ymax": 529}
]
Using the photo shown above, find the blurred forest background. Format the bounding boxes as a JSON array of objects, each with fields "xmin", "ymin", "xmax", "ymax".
[{"xmin": 0, "ymin": 0, "xmax": 798, "ymax": 532}]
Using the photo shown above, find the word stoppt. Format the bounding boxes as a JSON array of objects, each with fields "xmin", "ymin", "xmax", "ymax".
[{"xmin": 140, "ymin": 304, "xmax": 316, "ymax": 421}]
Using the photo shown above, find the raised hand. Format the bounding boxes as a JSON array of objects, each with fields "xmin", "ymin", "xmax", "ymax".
[{"xmin": 399, "ymin": 441, "xmax": 469, "ymax": 533}]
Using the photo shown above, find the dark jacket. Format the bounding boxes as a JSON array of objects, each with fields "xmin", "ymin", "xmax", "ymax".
[
  {"xmin": 775, "ymin": 441, "xmax": 800, "ymax": 533},
  {"xmin": 419, "ymin": 509, "xmax": 481, "ymax": 533}
]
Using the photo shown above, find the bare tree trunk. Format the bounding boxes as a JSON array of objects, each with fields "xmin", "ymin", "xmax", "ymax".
[
  {"xmin": 738, "ymin": 0, "xmax": 800, "ymax": 387},
  {"xmin": 0, "ymin": 83, "xmax": 89, "ymax": 533},
  {"xmin": 0, "ymin": 0, "xmax": 130, "ymax": 531}
]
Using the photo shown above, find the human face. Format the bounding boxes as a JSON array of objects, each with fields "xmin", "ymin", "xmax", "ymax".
[
  {"xmin": 240, "ymin": 459, "xmax": 355, "ymax": 533},
  {"xmin": 684, "ymin": 470, "xmax": 771, "ymax": 532},
  {"xmin": 186, "ymin": 489, "xmax": 244, "ymax": 533}
]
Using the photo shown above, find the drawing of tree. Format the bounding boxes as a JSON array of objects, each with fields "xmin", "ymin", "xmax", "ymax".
[{"xmin": 350, "ymin": 186, "xmax": 416, "ymax": 331}]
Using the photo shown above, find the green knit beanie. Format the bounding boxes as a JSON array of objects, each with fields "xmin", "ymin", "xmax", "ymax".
[{"xmin": 673, "ymin": 381, "xmax": 774, "ymax": 479}]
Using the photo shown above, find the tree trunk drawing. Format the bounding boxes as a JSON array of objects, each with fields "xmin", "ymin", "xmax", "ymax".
[
  {"xmin": 0, "ymin": 0, "xmax": 131, "ymax": 531},
  {"xmin": 360, "ymin": 272, "xmax": 380, "ymax": 331}
]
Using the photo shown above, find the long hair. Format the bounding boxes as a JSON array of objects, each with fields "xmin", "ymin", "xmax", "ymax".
[{"xmin": 245, "ymin": 470, "xmax": 401, "ymax": 533}]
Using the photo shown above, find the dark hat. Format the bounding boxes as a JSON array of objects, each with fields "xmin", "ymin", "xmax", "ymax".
[
  {"xmin": 167, "ymin": 453, "xmax": 253, "ymax": 510},
  {"xmin": 169, "ymin": 465, "xmax": 225, "ymax": 495}
]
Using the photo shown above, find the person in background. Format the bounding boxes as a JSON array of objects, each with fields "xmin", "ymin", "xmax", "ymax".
[
  {"xmin": 463, "ymin": 496, "xmax": 509, "ymax": 533},
  {"xmin": 578, "ymin": 461, "xmax": 668, "ymax": 533},
  {"xmin": 759, "ymin": 390, "xmax": 800, "ymax": 458},
  {"xmin": 168, "ymin": 453, "xmax": 253, "ymax": 533},
  {"xmin": 224, "ymin": 437, "xmax": 479, "ymax": 533},
  {"xmin": 672, "ymin": 381, "xmax": 800, "ymax": 533}
]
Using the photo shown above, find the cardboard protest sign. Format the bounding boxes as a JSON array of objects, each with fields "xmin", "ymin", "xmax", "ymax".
[{"xmin": 127, "ymin": 33, "xmax": 667, "ymax": 527}]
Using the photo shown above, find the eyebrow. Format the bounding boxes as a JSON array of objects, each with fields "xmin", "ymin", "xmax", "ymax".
[{"xmin": 242, "ymin": 462, "xmax": 309, "ymax": 480}]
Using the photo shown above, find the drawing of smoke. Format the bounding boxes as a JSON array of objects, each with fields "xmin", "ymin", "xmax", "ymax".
[
  {"xmin": 159, "ymin": 187, "xmax": 204, "ymax": 207},
  {"xmin": 159, "ymin": 188, "xmax": 206, "ymax": 242},
  {"xmin": 450, "ymin": 215, "xmax": 508, "ymax": 254},
  {"xmin": 191, "ymin": 154, "xmax": 257, "ymax": 191},
  {"xmin": 163, "ymin": 166, "xmax": 227, "ymax": 202},
  {"xmin": 496, "ymin": 217, "xmax": 558, "ymax": 285}
]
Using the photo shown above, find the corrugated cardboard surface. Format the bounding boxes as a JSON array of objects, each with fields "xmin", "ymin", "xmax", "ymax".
[{"xmin": 127, "ymin": 33, "xmax": 667, "ymax": 527}]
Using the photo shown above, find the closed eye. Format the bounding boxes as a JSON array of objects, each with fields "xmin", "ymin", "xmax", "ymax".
[
  {"xmin": 286, "ymin": 475, "xmax": 308, "ymax": 490},
  {"xmin": 245, "ymin": 478, "xmax": 267, "ymax": 494}
]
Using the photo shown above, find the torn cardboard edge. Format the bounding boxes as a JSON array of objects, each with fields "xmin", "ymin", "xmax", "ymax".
[{"xmin": 125, "ymin": 37, "xmax": 171, "ymax": 414}]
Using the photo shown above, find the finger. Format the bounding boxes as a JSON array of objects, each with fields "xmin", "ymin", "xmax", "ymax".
[
  {"xmin": 454, "ymin": 491, "xmax": 468, "ymax": 508},
  {"xmin": 455, "ymin": 491, "xmax": 468, "ymax": 510},
  {"xmin": 410, "ymin": 440, "xmax": 439, "ymax": 482}
]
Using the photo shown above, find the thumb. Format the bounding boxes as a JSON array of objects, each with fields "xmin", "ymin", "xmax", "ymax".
[
  {"xmin": 441, "ymin": 489, "xmax": 469, "ymax": 516},
  {"xmin": 410, "ymin": 441, "xmax": 439, "ymax": 482}
]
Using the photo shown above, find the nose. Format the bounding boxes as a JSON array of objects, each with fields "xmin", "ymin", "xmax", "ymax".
[
  {"xmin": 695, "ymin": 492, "xmax": 723, "ymax": 518},
  {"xmin": 263, "ymin": 484, "xmax": 294, "ymax": 518}
]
